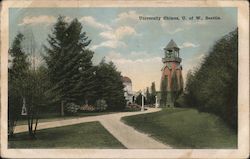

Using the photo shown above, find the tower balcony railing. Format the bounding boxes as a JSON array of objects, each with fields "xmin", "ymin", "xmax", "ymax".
[{"xmin": 162, "ymin": 57, "xmax": 182, "ymax": 63}]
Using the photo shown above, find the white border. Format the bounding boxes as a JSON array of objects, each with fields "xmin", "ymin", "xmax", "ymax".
[{"xmin": 1, "ymin": 0, "xmax": 249, "ymax": 158}]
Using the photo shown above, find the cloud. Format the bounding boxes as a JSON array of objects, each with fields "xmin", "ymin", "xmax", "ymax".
[
  {"xmin": 79, "ymin": 16, "xmax": 112, "ymax": 30},
  {"xmin": 18, "ymin": 15, "xmax": 56, "ymax": 26},
  {"xmin": 161, "ymin": 21, "xmax": 185, "ymax": 35},
  {"xmin": 161, "ymin": 18, "xmax": 207, "ymax": 35},
  {"xmin": 92, "ymin": 26, "xmax": 137, "ymax": 50},
  {"xmin": 106, "ymin": 51, "xmax": 123, "ymax": 59},
  {"xmin": 100, "ymin": 26, "xmax": 137, "ymax": 40},
  {"xmin": 128, "ymin": 51, "xmax": 154, "ymax": 59},
  {"xmin": 115, "ymin": 10, "xmax": 141, "ymax": 23},
  {"xmin": 179, "ymin": 42, "xmax": 199, "ymax": 48},
  {"xmin": 91, "ymin": 40, "xmax": 126, "ymax": 50},
  {"xmin": 168, "ymin": 28, "xmax": 184, "ymax": 35}
]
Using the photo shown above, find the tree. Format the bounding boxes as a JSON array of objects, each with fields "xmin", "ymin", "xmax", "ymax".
[
  {"xmin": 8, "ymin": 33, "xmax": 30, "ymax": 137},
  {"xmin": 94, "ymin": 59, "xmax": 126, "ymax": 111},
  {"xmin": 76, "ymin": 49, "xmax": 96, "ymax": 105},
  {"xmin": 135, "ymin": 93, "xmax": 146, "ymax": 106},
  {"xmin": 9, "ymin": 32, "xmax": 50, "ymax": 139},
  {"xmin": 22, "ymin": 29, "xmax": 48, "ymax": 139},
  {"xmin": 145, "ymin": 87, "xmax": 151, "ymax": 104},
  {"xmin": 184, "ymin": 28, "xmax": 238, "ymax": 129},
  {"xmin": 171, "ymin": 71, "xmax": 181, "ymax": 104},
  {"xmin": 44, "ymin": 16, "xmax": 92, "ymax": 115},
  {"xmin": 150, "ymin": 82, "xmax": 156, "ymax": 104}
]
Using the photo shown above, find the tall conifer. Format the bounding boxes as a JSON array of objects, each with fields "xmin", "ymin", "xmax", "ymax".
[{"xmin": 44, "ymin": 16, "xmax": 93, "ymax": 115}]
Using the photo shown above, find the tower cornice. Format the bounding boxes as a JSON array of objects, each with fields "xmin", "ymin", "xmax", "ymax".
[{"xmin": 162, "ymin": 57, "xmax": 182, "ymax": 63}]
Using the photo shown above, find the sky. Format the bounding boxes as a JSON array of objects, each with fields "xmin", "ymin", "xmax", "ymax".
[{"xmin": 9, "ymin": 7, "xmax": 237, "ymax": 92}]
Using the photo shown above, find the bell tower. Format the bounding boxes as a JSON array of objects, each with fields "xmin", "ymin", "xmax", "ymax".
[{"xmin": 160, "ymin": 39, "xmax": 183, "ymax": 107}]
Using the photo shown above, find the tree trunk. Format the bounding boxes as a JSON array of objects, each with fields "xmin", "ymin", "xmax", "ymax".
[{"xmin": 61, "ymin": 100, "xmax": 64, "ymax": 116}]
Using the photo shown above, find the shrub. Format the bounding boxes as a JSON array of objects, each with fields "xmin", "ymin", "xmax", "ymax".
[
  {"xmin": 95, "ymin": 99, "xmax": 108, "ymax": 111},
  {"xmin": 175, "ymin": 94, "xmax": 186, "ymax": 107},
  {"xmin": 125, "ymin": 103, "xmax": 141, "ymax": 111},
  {"xmin": 65, "ymin": 102, "xmax": 80, "ymax": 115},
  {"xmin": 79, "ymin": 104, "xmax": 95, "ymax": 112}
]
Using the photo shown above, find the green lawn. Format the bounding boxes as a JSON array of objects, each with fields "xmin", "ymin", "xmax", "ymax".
[
  {"xmin": 17, "ymin": 111, "xmax": 115, "ymax": 126},
  {"xmin": 9, "ymin": 121, "xmax": 125, "ymax": 149},
  {"xmin": 122, "ymin": 108, "xmax": 237, "ymax": 149}
]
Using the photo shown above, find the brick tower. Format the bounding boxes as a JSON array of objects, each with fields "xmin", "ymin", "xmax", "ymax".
[{"xmin": 160, "ymin": 39, "xmax": 183, "ymax": 107}]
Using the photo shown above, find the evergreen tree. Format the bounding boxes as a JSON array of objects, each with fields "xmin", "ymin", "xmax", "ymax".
[
  {"xmin": 150, "ymin": 82, "xmax": 156, "ymax": 104},
  {"xmin": 145, "ymin": 87, "xmax": 150, "ymax": 104},
  {"xmin": 184, "ymin": 28, "xmax": 238, "ymax": 129},
  {"xmin": 95, "ymin": 59, "xmax": 126, "ymax": 111},
  {"xmin": 135, "ymin": 93, "xmax": 146, "ymax": 106},
  {"xmin": 8, "ymin": 33, "xmax": 30, "ymax": 137},
  {"xmin": 44, "ymin": 16, "xmax": 93, "ymax": 115}
]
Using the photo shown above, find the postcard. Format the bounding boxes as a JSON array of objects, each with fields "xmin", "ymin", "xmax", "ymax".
[{"xmin": 1, "ymin": 0, "xmax": 249, "ymax": 158}]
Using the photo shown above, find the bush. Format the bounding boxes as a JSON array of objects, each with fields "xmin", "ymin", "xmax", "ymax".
[
  {"xmin": 65, "ymin": 102, "xmax": 80, "ymax": 115},
  {"xmin": 125, "ymin": 103, "xmax": 141, "ymax": 111},
  {"xmin": 146, "ymin": 104, "xmax": 155, "ymax": 108},
  {"xmin": 95, "ymin": 99, "xmax": 108, "ymax": 111},
  {"xmin": 79, "ymin": 104, "xmax": 95, "ymax": 112},
  {"xmin": 175, "ymin": 94, "xmax": 186, "ymax": 107}
]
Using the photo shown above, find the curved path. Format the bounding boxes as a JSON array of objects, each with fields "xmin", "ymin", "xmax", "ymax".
[{"xmin": 14, "ymin": 108, "xmax": 171, "ymax": 149}]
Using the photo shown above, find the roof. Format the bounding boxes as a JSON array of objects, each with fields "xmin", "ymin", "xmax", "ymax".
[
  {"xmin": 122, "ymin": 76, "xmax": 132, "ymax": 83},
  {"xmin": 165, "ymin": 39, "xmax": 179, "ymax": 50}
]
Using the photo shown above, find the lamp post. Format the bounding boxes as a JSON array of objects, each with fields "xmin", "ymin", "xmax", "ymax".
[
  {"xmin": 21, "ymin": 97, "xmax": 27, "ymax": 116},
  {"xmin": 141, "ymin": 92, "xmax": 145, "ymax": 111},
  {"xmin": 155, "ymin": 95, "xmax": 159, "ymax": 108}
]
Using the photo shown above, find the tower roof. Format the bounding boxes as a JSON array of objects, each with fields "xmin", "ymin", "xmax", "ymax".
[{"xmin": 165, "ymin": 39, "xmax": 179, "ymax": 50}]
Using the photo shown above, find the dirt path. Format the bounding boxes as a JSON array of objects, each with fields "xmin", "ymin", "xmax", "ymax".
[
  {"xmin": 99, "ymin": 114, "xmax": 169, "ymax": 148},
  {"xmin": 14, "ymin": 108, "xmax": 171, "ymax": 149}
]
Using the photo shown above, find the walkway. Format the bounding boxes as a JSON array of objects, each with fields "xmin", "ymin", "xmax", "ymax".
[{"xmin": 14, "ymin": 108, "xmax": 171, "ymax": 149}]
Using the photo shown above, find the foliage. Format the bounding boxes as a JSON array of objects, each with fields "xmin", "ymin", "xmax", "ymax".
[
  {"xmin": 95, "ymin": 99, "xmax": 108, "ymax": 111},
  {"xmin": 79, "ymin": 105, "xmax": 96, "ymax": 112},
  {"xmin": 8, "ymin": 32, "xmax": 50, "ymax": 139},
  {"xmin": 174, "ymin": 94, "xmax": 186, "ymax": 107},
  {"xmin": 171, "ymin": 71, "xmax": 182, "ymax": 104},
  {"xmin": 184, "ymin": 28, "xmax": 238, "ymax": 129},
  {"xmin": 94, "ymin": 59, "xmax": 126, "ymax": 111},
  {"xmin": 139, "ymin": 82, "xmax": 157, "ymax": 105},
  {"xmin": 44, "ymin": 16, "xmax": 94, "ymax": 115},
  {"xmin": 65, "ymin": 102, "xmax": 80, "ymax": 115},
  {"xmin": 145, "ymin": 87, "xmax": 151, "ymax": 104},
  {"xmin": 8, "ymin": 33, "xmax": 30, "ymax": 137},
  {"xmin": 124, "ymin": 103, "xmax": 141, "ymax": 112},
  {"xmin": 135, "ymin": 93, "xmax": 146, "ymax": 106},
  {"xmin": 160, "ymin": 75, "xmax": 168, "ymax": 106},
  {"xmin": 150, "ymin": 82, "xmax": 156, "ymax": 104}
]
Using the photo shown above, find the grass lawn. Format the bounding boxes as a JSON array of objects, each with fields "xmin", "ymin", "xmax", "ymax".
[
  {"xmin": 122, "ymin": 108, "xmax": 237, "ymax": 149},
  {"xmin": 9, "ymin": 121, "xmax": 125, "ymax": 149},
  {"xmin": 17, "ymin": 111, "xmax": 115, "ymax": 126}
]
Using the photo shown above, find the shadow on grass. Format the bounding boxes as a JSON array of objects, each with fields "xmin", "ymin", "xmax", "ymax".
[
  {"xmin": 9, "ymin": 121, "xmax": 125, "ymax": 149},
  {"xmin": 122, "ymin": 107, "xmax": 237, "ymax": 149}
]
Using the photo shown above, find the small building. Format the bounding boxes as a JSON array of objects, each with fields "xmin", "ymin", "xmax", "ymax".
[
  {"xmin": 160, "ymin": 39, "xmax": 184, "ymax": 107},
  {"xmin": 122, "ymin": 76, "xmax": 134, "ymax": 105}
]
